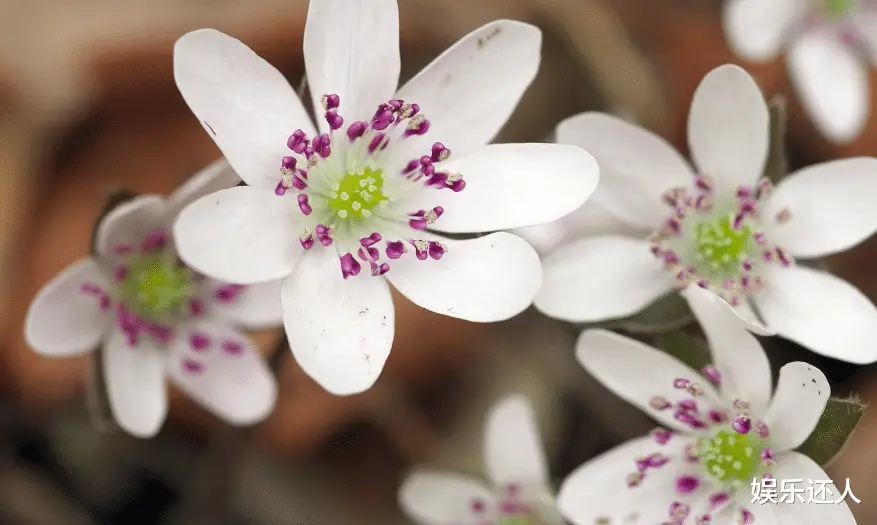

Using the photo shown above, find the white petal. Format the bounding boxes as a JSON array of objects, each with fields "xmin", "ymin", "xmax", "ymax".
[
  {"xmin": 95, "ymin": 195, "xmax": 167, "ymax": 261},
  {"xmin": 167, "ymin": 321, "xmax": 277, "ymax": 426},
  {"xmin": 576, "ymin": 329, "xmax": 722, "ymax": 433},
  {"xmin": 688, "ymin": 65, "xmax": 770, "ymax": 190},
  {"xmin": 282, "ymin": 249, "xmax": 395, "ymax": 395},
  {"xmin": 408, "ymin": 144, "xmax": 598, "ymax": 234},
  {"xmin": 722, "ymin": 0, "xmax": 802, "ymax": 61},
  {"xmin": 398, "ymin": 469, "xmax": 494, "ymax": 525},
  {"xmin": 734, "ymin": 299, "xmax": 776, "ymax": 336},
  {"xmin": 395, "ymin": 20, "xmax": 541, "ymax": 159},
  {"xmin": 764, "ymin": 362, "xmax": 830, "ymax": 452},
  {"xmin": 556, "ymin": 112, "xmax": 693, "ymax": 230},
  {"xmin": 787, "ymin": 29, "xmax": 869, "ymax": 144},
  {"xmin": 103, "ymin": 330, "xmax": 168, "ymax": 438},
  {"xmin": 682, "ymin": 285, "xmax": 772, "ymax": 414},
  {"xmin": 558, "ymin": 437, "xmax": 690, "ymax": 524},
  {"xmin": 766, "ymin": 158, "xmax": 877, "ymax": 258},
  {"xmin": 304, "ymin": 0, "xmax": 399, "ymax": 127},
  {"xmin": 771, "ymin": 452, "xmax": 858, "ymax": 524},
  {"xmin": 513, "ymin": 200, "xmax": 643, "ymax": 256},
  {"xmin": 483, "ymin": 395, "xmax": 549, "ymax": 489},
  {"xmin": 386, "ymin": 232, "xmax": 541, "ymax": 323},
  {"xmin": 174, "ymin": 29, "xmax": 315, "ymax": 189},
  {"xmin": 25, "ymin": 258, "xmax": 111, "ymax": 357},
  {"xmin": 208, "ymin": 279, "xmax": 283, "ymax": 329},
  {"xmin": 173, "ymin": 186, "xmax": 301, "ymax": 285},
  {"xmin": 754, "ymin": 265, "xmax": 877, "ymax": 364},
  {"xmin": 534, "ymin": 236, "xmax": 675, "ymax": 323},
  {"xmin": 165, "ymin": 158, "xmax": 241, "ymax": 221}
]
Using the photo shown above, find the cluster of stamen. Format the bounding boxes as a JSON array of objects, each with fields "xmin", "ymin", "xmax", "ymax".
[
  {"xmin": 468, "ymin": 483, "xmax": 549, "ymax": 525},
  {"xmin": 650, "ymin": 175, "xmax": 792, "ymax": 306},
  {"xmin": 274, "ymin": 94, "xmax": 464, "ymax": 279},
  {"xmin": 620, "ymin": 365, "xmax": 770, "ymax": 524},
  {"xmin": 80, "ymin": 228, "xmax": 249, "ymax": 370}
]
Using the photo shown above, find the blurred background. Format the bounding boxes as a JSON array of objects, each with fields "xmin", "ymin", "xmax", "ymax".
[{"xmin": 4, "ymin": 0, "xmax": 877, "ymax": 523}]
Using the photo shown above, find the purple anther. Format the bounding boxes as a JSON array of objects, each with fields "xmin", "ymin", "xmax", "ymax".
[
  {"xmin": 141, "ymin": 229, "xmax": 168, "ymax": 252},
  {"xmin": 761, "ymin": 448, "xmax": 775, "ymax": 465},
  {"xmin": 190, "ymin": 333, "xmax": 210, "ymax": 351},
  {"xmin": 732, "ymin": 414, "xmax": 752, "ymax": 435},
  {"xmin": 756, "ymin": 420, "xmax": 770, "ymax": 438},
  {"xmin": 214, "ymin": 284, "xmax": 245, "ymax": 303},
  {"xmin": 315, "ymin": 224, "xmax": 334, "ymax": 246},
  {"xmin": 385, "ymin": 240, "xmax": 406, "ymax": 259},
  {"xmin": 651, "ymin": 428, "xmax": 674, "ymax": 445},
  {"xmin": 676, "ymin": 476, "xmax": 701, "ymax": 494},
  {"xmin": 669, "ymin": 502, "xmax": 691, "ymax": 519},
  {"xmin": 322, "ymin": 94, "xmax": 340, "ymax": 110},
  {"xmin": 298, "ymin": 194, "xmax": 312, "ymax": 215},
  {"xmin": 189, "ymin": 299, "xmax": 205, "ymax": 317},
  {"xmin": 678, "ymin": 399, "xmax": 698, "ymax": 412},
  {"xmin": 183, "ymin": 358, "xmax": 204, "ymax": 374},
  {"xmin": 673, "ymin": 378, "xmax": 691, "ymax": 389},
  {"xmin": 702, "ymin": 365, "xmax": 721, "ymax": 384},
  {"xmin": 368, "ymin": 133, "xmax": 386, "ymax": 154},
  {"xmin": 340, "ymin": 253, "xmax": 361, "ymax": 279},
  {"xmin": 300, "ymin": 231, "xmax": 314, "ymax": 250},
  {"xmin": 740, "ymin": 509, "xmax": 754, "ymax": 524},
  {"xmin": 402, "ymin": 158, "xmax": 420, "ymax": 175},
  {"xmin": 292, "ymin": 169, "xmax": 308, "ymax": 190},
  {"xmin": 113, "ymin": 265, "xmax": 128, "ymax": 282},
  {"xmin": 371, "ymin": 108, "xmax": 394, "ymax": 130},
  {"xmin": 650, "ymin": 396, "xmax": 671, "ymax": 410},
  {"xmin": 360, "ymin": 232, "xmax": 382, "ymax": 247},
  {"xmin": 403, "ymin": 116, "xmax": 430, "ymax": 137},
  {"xmin": 221, "ymin": 339, "xmax": 243, "ymax": 355},
  {"xmin": 428, "ymin": 241, "xmax": 445, "ymax": 260},
  {"xmin": 431, "ymin": 142, "xmax": 451, "ymax": 163},
  {"xmin": 287, "ymin": 129, "xmax": 308, "ymax": 153},
  {"xmin": 708, "ymin": 410, "xmax": 728, "ymax": 424},
  {"xmin": 113, "ymin": 244, "xmax": 133, "ymax": 255},
  {"xmin": 412, "ymin": 240, "xmax": 429, "ymax": 260},
  {"xmin": 312, "ymin": 134, "xmax": 331, "ymax": 158},
  {"xmin": 282, "ymin": 156, "xmax": 297, "ymax": 170},
  {"xmin": 347, "ymin": 121, "xmax": 368, "ymax": 141}
]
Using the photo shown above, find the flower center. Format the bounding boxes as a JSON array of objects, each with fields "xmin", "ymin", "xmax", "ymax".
[
  {"xmin": 695, "ymin": 215, "xmax": 751, "ymax": 272},
  {"xmin": 274, "ymin": 94, "xmax": 464, "ymax": 279},
  {"xmin": 118, "ymin": 254, "xmax": 193, "ymax": 321},
  {"xmin": 823, "ymin": 0, "xmax": 856, "ymax": 17},
  {"xmin": 327, "ymin": 167, "xmax": 388, "ymax": 219},
  {"xmin": 696, "ymin": 429, "xmax": 764, "ymax": 486},
  {"xmin": 650, "ymin": 174, "xmax": 793, "ymax": 307}
]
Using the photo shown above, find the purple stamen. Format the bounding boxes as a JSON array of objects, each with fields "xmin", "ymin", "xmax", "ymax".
[
  {"xmin": 340, "ymin": 253, "xmax": 361, "ymax": 279},
  {"xmin": 676, "ymin": 476, "xmax": 701, "ymax": 494},
  {"xmin": 190, "ymin": 332, "xmax": 210, "ymax": 351}
]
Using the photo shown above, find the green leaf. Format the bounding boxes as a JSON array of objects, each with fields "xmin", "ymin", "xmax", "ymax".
[
  {"xmin": 798, "ymin": 396, "xmax": 867, "ymax": 467},
  {"xmin": 655, "ymin": 329, "xmax": 711, "ymax": 372}
]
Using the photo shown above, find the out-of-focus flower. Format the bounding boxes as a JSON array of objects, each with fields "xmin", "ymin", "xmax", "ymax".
[
  {"xmin": 25, "ymin": 160, "xmax": 280, "ymax": 438},
  {"xmin": 536, "ymin": 64, "xmax": 877, "ymax": 364},
  {"xmin": 724, "ymin": 0, "xmax": 877, "ymax": 143},
  {"xmin": 171, "ymin": 0, "xmax": 599, "ymax": 396},
  {"xmin": 558, "ymin": 285, "xmax": 857, "ymax": 525},
  {"xmin": 399, "ymin": 395, "xmax": 563, "ymax": 525}
]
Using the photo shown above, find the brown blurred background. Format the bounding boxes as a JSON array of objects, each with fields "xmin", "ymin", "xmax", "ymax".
[{"xmin": 3, "ymin": 0, "xmax": 877, "ymax": 523}]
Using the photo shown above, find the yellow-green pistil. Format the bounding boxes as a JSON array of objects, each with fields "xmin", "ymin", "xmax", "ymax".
[
  {"xmin": 697, "ymin": 430, "xmax": 764, "ymax": 485},
  {"xmin": 824, "ymin": 0, "xmax": 856, "ymax": 18},
  {"xmin": 328, "ymin": 167, "xmax": 388, "ymax": 220},
  {"xmin": 695, "ymin": 215, "xmax": 751, "ymax": 273},
  {"xmin": 118, "ymin": 255, "xmax": 193, "ymax": 321}
]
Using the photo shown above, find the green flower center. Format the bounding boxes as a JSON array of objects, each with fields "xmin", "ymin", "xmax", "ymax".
[
  {"xmin": 823, "ymin": 0, "xmax": 855, "ymax": 18},
  {"xmin": 695, "ymin": 215, "xmax": 751, "ymax": 273},
  {"xmin": 500, "ymin": 517, "xmax": 536, "ymax": 525},
  {"xmin": 328, "ymin": 167, "xmax": 388, "ymax": 220},
  {"xmin": 697, "ymin": 430, "xmax": 764, "ymax": 486},
  {"xmin": 118, "ymin": 255, "xmax": 193, "ymax": 321}
]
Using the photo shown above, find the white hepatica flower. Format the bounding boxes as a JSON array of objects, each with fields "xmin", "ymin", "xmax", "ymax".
[
  {"xmin": 399, "ymin": 395, "xmax": 563, "ymax": 525},
  {"xmin": 724, "ymin": 0, "xmax": 877, "ymax": 143},
  {"xmin": 535, "ymin": 64, "xmax": 877, "ymax": 364},
  {"xmin": 558, "ymin": 285, "xmax": 857, "ymax": 525},
  {"xmin": 171, "ymin": 0, "xmax": 599, "ymax": 396},
  {"xmin": 25, "ymin": 160, "xmax": 280, "ymax": 438}
]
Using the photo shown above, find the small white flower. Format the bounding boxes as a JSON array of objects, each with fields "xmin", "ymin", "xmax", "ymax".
[
  {"xmin": 25, "ymin": 160, "xmax": 280, "ymax": 438},
  {"xmin": 398, "ymin": 395, "xmax": 563, "ymax": 525},
  {"xmin": 170, "ymin": 0, "xmax": 599, "ymax": 396},
  {"xmin": 535, "ymin": 64, "xmax": 877, "ymax": 364},
  {"xmin": 724, "ymin": 0, "xmax": 876, "ymax": 143},
  {"xmin": 558, "ymin": 285, "xmax": 856, "ymax": 525}
]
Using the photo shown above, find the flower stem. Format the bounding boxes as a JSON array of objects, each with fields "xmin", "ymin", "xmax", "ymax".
[{"xmin": 765, "ymin": 95, "xmax": 789, "ymax": 183}]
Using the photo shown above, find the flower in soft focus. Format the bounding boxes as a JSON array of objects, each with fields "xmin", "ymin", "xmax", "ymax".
[
  {"xmin": 535, "ymin": 64, "xmax": 877, "ymax": 364},
  {"xmin": 557, "ymin": 285, "xmax": 856, "ymax": 525},
  {"xmin": 399, "ymin": 395, "xmax": 563, "ymax": 525},
  {"xmin": 724, "ymin": 0, "xmax": 877, "ymax": 143},
  {"xmin": 171, "ymin": 0, "xmax": 599, "ymax": 396},
  {"xmin": 25, "ymin": 160, "xmax": 280, "ymax": 438}
]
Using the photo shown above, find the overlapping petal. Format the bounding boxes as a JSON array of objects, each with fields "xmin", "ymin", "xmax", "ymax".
[
  {"xmin": 103, "ymin": 330, "xmax": 168, "ymax": 438},
  {"xmin": 483, "ymin": 395, "xmax": 549, "ymax": 489},
  {"xmin": 764, "ymin": 362, "xmax": 830, "ymax": 452},
  {"xmin": 95, "ymin": 195, "xmax": 166, "ymax": 261},
  {"xmin": 282, "ymin": 249, "xmax": 395, "ymax": 395},
  {"xmin": 166, "ymin": 158, "xmax": 242, "ymax": 221},
  {"xmin": 398, "ymin": 469, "xmax": 494, "ymax": 525},
  {"xmin": 722, "ymin": 0, "xmax": 803, "ymax": 61}
]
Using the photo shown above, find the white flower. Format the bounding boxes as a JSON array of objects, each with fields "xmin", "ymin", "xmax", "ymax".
[
  {"xmin": 398, "ymin": 395, "xmax": 563, "ymax": 525},
  {"xmin": 724, "ymin": 0, "xmax": 876, "ymax": 143},
  {"xmin": 557, "ymin": 285, "xmax": 857, "ymax": 525},
  {"xmin": 25, "ymin": 160, "xmax": 280, "ymax": 438},
  {"xmin": 535, "ymin": 64, "xmax": 877, "ymax": 364},
  {"xmin": 170, "ymin": 0, "xmax": 599, "ymax": 396}
]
